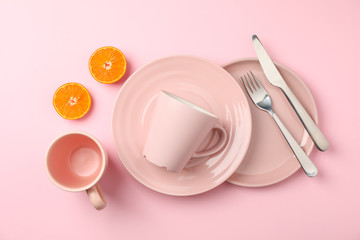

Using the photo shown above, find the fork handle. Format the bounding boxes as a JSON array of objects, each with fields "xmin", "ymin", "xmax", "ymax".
[
  {"xmin": 281, "ymin": 84, "xmax": 329, "ymax": 151},
  {"xmin": 271, "ymin": 112, "xmax": 318, "ymax": 177}
]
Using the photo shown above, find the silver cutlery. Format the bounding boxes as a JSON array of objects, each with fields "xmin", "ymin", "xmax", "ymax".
[
  {"xmin": 241, "ymin": 71, "xmax": 318, "ymax": 177},
  {"xmin": 252, "ymin": 35, "xmax": 329, "ymax": 151}
]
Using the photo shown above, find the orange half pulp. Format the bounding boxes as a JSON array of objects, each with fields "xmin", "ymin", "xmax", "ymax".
[
  {"xmin": 53, "ymin": 82, "xmax": 91, "ymax": 120},
  {"xmin": 88, "ymin": 46, "xmax": 127, "ymax": 84}
]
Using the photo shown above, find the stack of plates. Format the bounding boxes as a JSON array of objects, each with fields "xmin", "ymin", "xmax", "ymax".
[{"xmin": 112, "ymin": 55, "xmax": 317, "ymax": 196}]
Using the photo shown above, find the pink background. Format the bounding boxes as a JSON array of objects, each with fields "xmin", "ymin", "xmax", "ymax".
[{"xmin": 1, "ymin": 0, "xmax": 359, "ymax": 239}]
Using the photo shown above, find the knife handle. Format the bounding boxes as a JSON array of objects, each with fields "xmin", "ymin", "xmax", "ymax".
[
  {"xmin": 271, "ymin": 112, "xmax": 318, "ymax": 177},
  {"xmin": 281, "ymin": 84, "xmax": 329, "ymax": 151}
]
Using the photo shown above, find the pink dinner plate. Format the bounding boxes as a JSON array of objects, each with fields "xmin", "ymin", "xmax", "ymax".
[
  {"xmin": 223, "ymin": 58, "xmax": 318, "ymax": 187},
  {"xmin": 112, "ymin": 55, "xmax": 252, "ymax": 196}
]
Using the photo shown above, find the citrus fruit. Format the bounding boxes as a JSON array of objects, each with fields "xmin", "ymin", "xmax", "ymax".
[
  {"xmin": 88, "ymin": 46, "xmax": 127, "ymax": 84},
  {"xmin": 53, "ymin": 82, "xmax": 91, "ymax": 120}
]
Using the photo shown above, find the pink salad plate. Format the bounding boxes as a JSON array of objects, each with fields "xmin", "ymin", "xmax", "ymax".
[
  {"xmin": 112, "ymin": 55, "xmax": 252, "ymax": 196},
  {"xmin": 223, "ymin": 58, "xmax": 318, "ymax": 187}
]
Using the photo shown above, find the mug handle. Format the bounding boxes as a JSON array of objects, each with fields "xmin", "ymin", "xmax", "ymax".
[
  {"xmin": 193, "ymin": 124, "xmax": 227, "ymax": 158},
  {"xmin": 86, "ymin": 183, "xmax": 106, "ymax": 210}
]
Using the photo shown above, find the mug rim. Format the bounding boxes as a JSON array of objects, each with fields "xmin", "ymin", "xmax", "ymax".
[
  {"xmin": 45, "ymin": 131, "xmax": 108, "ymax": 192},
  {"xmin": 161, "ymin": 90, "xmax": 218, "ymax": 118}
]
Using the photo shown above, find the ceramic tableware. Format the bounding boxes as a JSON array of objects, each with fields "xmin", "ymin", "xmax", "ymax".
[
  {"xmin": 143, "ymin": 90, "xmax": 227, "ymax": 173},
  {"xmin": 223, "ymin": 58, "xmax": 318, "ymax": 187},
  {"xmin": 45, "ymin": 132, "xmax": 107, "ymax": 210},
  {"xmin": 241, "ymin": 71, "xmax": 318, "ymax": 177},
  {"xmin": 112, "ymin": 55, "xmax": 252, "ymax": 196}
]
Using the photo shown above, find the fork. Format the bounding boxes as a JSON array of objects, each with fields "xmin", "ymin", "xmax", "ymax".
[{"xmin": 241, "ymin": 71, "xmax": 318, "ymax": 177}]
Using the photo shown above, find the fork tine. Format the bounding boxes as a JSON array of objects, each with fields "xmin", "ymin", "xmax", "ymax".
[
  {"xmin": 249, "ymin": 71, "xmax": 263, "ymax": 89},
  {"xmin": 246, "ymin": 72, "xmax": 257, "ymax": 90},
  {"xmin": 241, "ymin": 75, "xmax": 253, "ymax": 94},
  {"xmin": 245, "ymin": 74, "xmax": 256, "ymax": 92}
]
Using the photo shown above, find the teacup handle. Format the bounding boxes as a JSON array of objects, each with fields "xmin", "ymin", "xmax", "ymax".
[
  {"xmin": 193, "ymin": 124, "xmax": 227, "ymax": 158},
  {"xmin": 86, "ymin": 183, "xmax": 106, "ymax": 210}
]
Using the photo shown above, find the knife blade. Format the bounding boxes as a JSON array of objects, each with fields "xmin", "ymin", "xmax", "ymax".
[{"xmin": 252, "ymin": 35, "xmax": 329, "ymax": 151}]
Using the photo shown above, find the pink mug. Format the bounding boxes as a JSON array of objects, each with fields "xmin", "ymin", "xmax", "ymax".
[
  {"xmin": 143, "ymin": 90, "xmax": 227, "ymax": 173},
  {"xmin": 45, "ymin": 132, "xmax": 107, "ymax": 210}
]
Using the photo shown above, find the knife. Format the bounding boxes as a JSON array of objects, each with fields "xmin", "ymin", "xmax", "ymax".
[{"xmin": 252, "ymin": 35, "xmax": 329, "ymax": 151}]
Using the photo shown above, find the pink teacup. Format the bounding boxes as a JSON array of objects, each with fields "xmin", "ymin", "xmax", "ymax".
[
  {"xmin": 143, "ymin": 90, "xmax": 227, "ymax": 173},
  {"xmin": 45, "ymin": 132, "xmax": 107, "ymax": 210}
]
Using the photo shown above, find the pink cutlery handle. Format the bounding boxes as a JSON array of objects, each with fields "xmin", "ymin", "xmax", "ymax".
[{"xmin": 86, "ymin": 183, "xmax": 106, "ymax": 210}]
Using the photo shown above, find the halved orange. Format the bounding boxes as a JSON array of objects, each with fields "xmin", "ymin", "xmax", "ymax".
[
  {"xmin": 89, "ymin": 46, "xmax": 127, "ymax": 84},
  {"xmin": 53, "ymin": 82, "xmax": 91, "ymax": 120}
]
